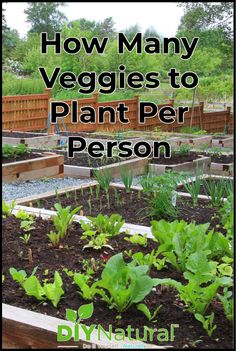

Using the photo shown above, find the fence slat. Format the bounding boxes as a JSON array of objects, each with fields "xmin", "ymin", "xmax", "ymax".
[{"xmin": 2, "ymin": 91, "xmax": 233, "ymax": 134}]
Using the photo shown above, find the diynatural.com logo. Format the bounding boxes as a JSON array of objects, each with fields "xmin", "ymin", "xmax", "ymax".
[{"xmin": 57, "ymin": 303, "xmax": 179, "ymax": 344}]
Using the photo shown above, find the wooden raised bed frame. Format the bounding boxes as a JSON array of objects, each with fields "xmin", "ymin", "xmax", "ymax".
[
  {"xmin": 2, "ymin": 130, "xmax": 60, "ymax": 148},
  {"xmin": 2, "ymin": 152, "xmax": 64, "ymax": 182},
  {"xmin": 148, "ymin": 155, "xmax": 211, "ymax": 175},
  {"xmin": 3, "ymin": 204, "xmax": 165, "ymax": 350},
  {"xmin": 64, "ymin": 157, "xmax": 150, "ymax": 179},
  {"xmin": 210, "ymin": 162, "xmax": 234, "ymax": 176},
  {"xmin": 212, "ymin": 135, "xmax": 233, "ymax": 148}
]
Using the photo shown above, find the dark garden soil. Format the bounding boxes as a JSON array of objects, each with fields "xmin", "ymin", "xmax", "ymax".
[
  {"xmin": 2, "ymin": 131, "xmax": 46, "ymax": 138},
  {"xmin": 212, "ymin": 136, "xmax": 230, "ymax": 140},
  {"xmin": 2, "ymin": 152, "xmax": 43, "ymax": 164},
  {"xmin": 2, "ymin": 215, "xmax": 233, "ymax": 349},
  {"xmin": 150, "ymin": 152, "xmax": 204, "ymax": 165},
  {"xmin": 177, "ymin": 178, "xmax": 234, "ymax": 197},
  {"xmin": 59, "ymin": 131, "xmax": 138, "ymax": 140},
  {"xmin": 200, "ymin": 153, "xmax": 233, "ymax": 164},
  {"xmin": 27, "ymin": 187, "xmax": 223, "ymax": 231},
  {"xmin": 43, "ymin": 150, "xmax": 134, "ymax": 167}
]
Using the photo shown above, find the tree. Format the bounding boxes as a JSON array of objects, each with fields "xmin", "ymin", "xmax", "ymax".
[
  {"xmin": 123, "ymin": 24, "xmax": 141, "ymax": 41},
  {"xmin": 24, "ymin": 2, "xmax": 67, "ymax": 38},
  {"xmin": 144, "ymin": 26, "xmax": 162, "ymax": 39},
  {"xmin": 178, "ymin": 2, "xmax": 233, "ymax": 39},
  {"xmin": 69, "ymin": 17, "xmax": 116, "ymax": 40}
]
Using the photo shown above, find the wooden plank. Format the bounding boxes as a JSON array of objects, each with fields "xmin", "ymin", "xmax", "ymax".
[
  {"xmin": 149, "ymin": 156, "xmax": 211, "ymax": 175},
  {"xmin": 3, "ymin": 154, "xmax": 64, "ymax": 182},
  {"xmin": 3, "ymin": 302, "xmax": 164, "ymax": 349},
  {"xmin": 64, "ymin": 158, "xmax": 149, "ymax": 179},
  {"xmin": 3, "ymin": 154, "xmax": 64, "ymax": 176}
]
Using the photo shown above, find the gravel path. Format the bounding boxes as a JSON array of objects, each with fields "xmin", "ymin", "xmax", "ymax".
[
  {"xmin": 3, "ymin": 175, "xmax": 145, "ymax": 202},
  {"xmin": 2, "ymin": 177, "xmax": 95, "ymax": 202}
]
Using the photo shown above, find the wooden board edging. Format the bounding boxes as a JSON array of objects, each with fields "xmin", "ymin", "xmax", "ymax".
[{"xmin": 3, "ymin": 303, "xmax": 166, "ymax": 349}]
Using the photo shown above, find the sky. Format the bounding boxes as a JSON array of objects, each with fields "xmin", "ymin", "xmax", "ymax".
[{"xmin": 3, "ymin": 2, "xmax": 184, "ymax": 38}]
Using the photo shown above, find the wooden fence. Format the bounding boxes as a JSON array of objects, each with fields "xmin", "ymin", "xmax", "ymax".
[{"xmin": 2, "ymin": 89, "xmax": 234, "ymax": 134}]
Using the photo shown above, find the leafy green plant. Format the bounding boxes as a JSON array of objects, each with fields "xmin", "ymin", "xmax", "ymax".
[
  {"xmin": 141, "ymin": 172, "xmax": 179, "ymax": 220},
  {"xmin": 2, "ymin": 199, "xmax": 16, "ymax": 218},
  {"xmin": 9, "ymin": 267, "xmax": 64, "ymax": 307},
  {"xmin": 124, "ymin": 233, "xmax": 148, "ymax": 247},
  {"xmin": 73, "ymin": 273, "xmax": 99, "ymax": 300},
  {"xmin": 173, "ymin": 143, "xmax": 192, "ymax": 156},
  {"xmin": 51, "ymin": 203, "xmax": 82, "ymax": 239},
  {"xmin": 195, "ymin": 312, "xmax": 217, "ymax": 337},
  {"xmin": 120, "ymin": 166, "xmax": 134, "ymax": 192},
  {"xmin": 180, "ymin": 126, "xmax": 207, "ymax": 135},
  {"xmin": 220, "ymin": 194, "xmax": 233, "ymax": 239},
  {"xmin": 47, "ymin": 230, "xmax": 61, "ymax": 247},
  {"xmin": 95, "ymin": 253, "xmax": 156, "ymax": 314},
  {"xmin": 153, "ymin": 251, "xmax": 232, "ymax": 318},
  {"xmin": 80, "ymin": 214, "xmax": 124, "ymax": 238},
  {"xmin": 19, "ymin": 233, "xmax": 31, "ymax": 245},
  {"xmin": 217, "ymin": 287, "xmax": 233, "ymax": 321},
  {"xmin": 137, "ymin": 303, "xmax": 162, "ymax": 322},
  {"xmin": 151, "ymin": 219, "xmax": 232, "ymax": 272},
  {"xmin": 20, "ymin": 217, "xmax": 35, "ymax": 232},
  {"xmin": 81, "ymin": 231, "xmax": 113, "ymax": 251},
  {"xmin": 130, "ymin": 250, "xmax": 166, "ymax": 272},
  {"xmin": 2, "ymin": 143, "xmax": 30, "ymax": 158}
]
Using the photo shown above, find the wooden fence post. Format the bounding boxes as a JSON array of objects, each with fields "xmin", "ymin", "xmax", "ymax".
[
  {"xmin": 134, "ymin": 95, "xmax": 139, "ymax": 129},
  {"xmin": 199, "ymin": 101, "xmax": 204, "ymax": 130},
  {"xmin": 169, "ymin": 99, "xmax": 174, "ymax": 107},
  {"xmin": 44, "ymin": 89, "xmax": 54, "ymax": 134},
  {"xmin": 226, "ymin": 106, "xmax": 231, "ymax": 134},
  {"xmin": 93, "ymin": 92, "xmax": 99, "ymax": 131}
]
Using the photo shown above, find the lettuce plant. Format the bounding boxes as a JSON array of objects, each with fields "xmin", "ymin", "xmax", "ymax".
[
  {"xmin": 50, "ymin": 203, "xmax": 82, "ymax": 241},
  {"xmin": 9, "ymin": 267, "xmax": 64, "ymax": 307},
  {"xmin": 2, "ymin": 199, "xmax": 16, "ymax": 218},
  {"xmin": 151, "ymin": 219, "xmax": 232, "ymax": 272},
  {"xmin": 95, "ymin": 253, "xmax": 156, "ymax": 314},
  {"xmin": 153, "ymin": 251, "xmax": 232, "ymax": 321},
  {"xmin": 80, "ymin": 213, "xmax": 125, "ymax": 237},
  {"xmin": 124, "ymin": 233, "xmax": 148, "ymax": 247}
]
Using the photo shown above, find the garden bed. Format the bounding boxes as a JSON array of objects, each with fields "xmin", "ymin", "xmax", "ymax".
[
  {"xmin": 2, "ymin": 130, "xmax": 60, "ymax": 148},
  {"xmin": 14, "ymin": 183, "xmax": 224, "ymax": 230},
  {"xmin": 2, "ymin": 206, "xmax": 233, "ymax": 349},
  {"xmin": 176, "ymin": 134, "xmax": 212, "ymax": 147},
  {"xmin": 149, "ymin": 154, "xmax": 211, "ymax": 175},
  {"xmin": 212, "ymin": 135, "xmax": 233, "ymax": 148},
  {"xmin": 177, "ymin": 176, "xmax": 233, "ymax": 197},
  {"xmin": 2, "ymin": 152, "xmax": 64, "ymax": 182},
  {"xmin": 2, "ymin": 152, "xmax": 43, "ymax": 164},
  {"xmin": 48, "ymin": 151, "xmax": 149, "ymax": 179},
  {"xmin": 59, "ymin": 131, "xmax": 142, "ymax": 146},
  {"xmin": 200, "ymin": 153, "xmax": 234, "ymax": 176}
]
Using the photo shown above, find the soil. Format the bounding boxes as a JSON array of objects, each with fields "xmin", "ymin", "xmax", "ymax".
[
  {"xmin": 27, "ymin": 187, "xmax": 223, "ymax": 231},
  {"xmin": 2, "ymin": 215, "xmax": 233, "ymax": 349},
  {"xmin": 37, "ymin": 150, "xmax": 134, "ymax": 167},
  {"xmin": 151, "ymin": 152, "xmax": 203, "ymax": 165},
  {"xmin": 200, "ymin": 153, "xmax": 233, "ymax": 164},
  {"xmin": 177, "ymin": 178, "xmax": 233, "ymax": 197},
  {"xmin": 2, "ymin": 152, "xmax": 43, "ymax": 164},
  {"xmin": 212, "ymin": 136, "xmax": 229, "ymax": 140},
  {"xmin": 59, "ymin": 131, "xmax": 138, "ymax": 140},
  {"xmin": 2, "ymin": 131, "xmax": 46, "ymax": 138}
]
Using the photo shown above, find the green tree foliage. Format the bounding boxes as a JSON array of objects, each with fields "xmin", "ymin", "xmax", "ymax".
[
  {"xmin": 178, "ymin": 2, "xmax": 233, "ymax": 39},
  {"xmin": 24, "ymin": 2, "xmax": 67, "ymax": 38}
]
